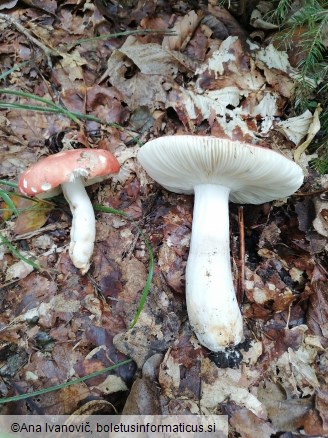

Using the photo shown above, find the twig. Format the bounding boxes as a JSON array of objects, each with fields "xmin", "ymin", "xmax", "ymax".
[
  {"xmin": 0, "ymin": 13, "xmax": 55, "ymax": 68},
  {"xmin": 294, "ymin": 187, "xmax": 328, "ymax": 197},
  {"xmin": 285, "ymin": 303, "xmax": 292, "ymax": 329},
  {"xmin": 237, "ymin": 206, "xmax": 245, "ymax": 306}
]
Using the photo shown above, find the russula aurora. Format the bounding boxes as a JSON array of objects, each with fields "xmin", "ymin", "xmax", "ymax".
[
  {"xmin": 18, "ymin": 149, "xmax": 120, "ymax": 275},
  {"xmin": 138, "ymin": 136, "xmax": 304, "ymax": 352}
]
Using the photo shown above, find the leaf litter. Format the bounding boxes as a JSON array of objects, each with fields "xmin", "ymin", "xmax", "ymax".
[{"xmin": 0, "ymin": 0, "xmax": 327, "ymax": 435}]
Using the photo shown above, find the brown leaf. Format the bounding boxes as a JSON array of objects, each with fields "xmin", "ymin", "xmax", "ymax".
[
  {"xmin": 315, "ymin": 390, "xmax": 328, "ymax": 431},
  {"xmin": 306, "ymin": 278, "xmax": 328, "ymax": 348},
  {"xmin": 313, "ymin": 196, "xmax": 328, "ymax": 237},
  {"xmin": 86, "ymin": 85, "xmax": 129, "ymax": 125},
  {"xmin": 207, "ymin": 4, "xmax": 249, "ymax": 41},
  {"xmin": 0, "ymin": 0, "xmax": 17, "ymax": 9},
  {"xmin": 295, "ymin": 198, "xmax": 315, "ymax": 232},
  {"xmin": 303, "ymin": 408, "xmax": 327, "ymax": 436},
  {"xmin": 159, "ymin": 338, "xmax": 203, "ymax": 400},
  {"xmin": 200, "ymin": 358, "xmax": 266, "ymax": 418},
  {"xmin": 21, "ymin": 0, "xmax": 57, "ymax": 15},
  {"xmin": 106, "ymin": 40, "xmax": 184, "ymax": 110},
  {"xmin": 258, "ymin": 222, "xmax": 281, "ymax": 248},
  {"xmin": 230, "ymin": 407, "xmax": 275, "ymax": 438},
  {"xmin": 162, "ymin": 11, "xmax": 203, "ymax": 51},
  {"xmin": 158, "ymin": 244, "xmax": 186, "ymax": 293},
  {"xmin": 258, "ymin": 380, "xmax": 313, "ymax": 432},
  {"xmin": 14, "ymin": 198, "xmax": 53, "ymax": 235},
  {"xmin": 122, "ymin": 354, "xmax": 163, "ymax": 414},
  {"xmin": 70, "ymin": 400, "xmax": 115, "ymax": 415},
  {"xmin": 260, "ymin": 325, "xmax": 305, "ymax": 364}
]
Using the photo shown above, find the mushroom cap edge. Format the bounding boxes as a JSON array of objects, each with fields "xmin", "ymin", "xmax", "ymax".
[{"xmin": 137, "ymin": 135, "xmax": 304, "ymax": 204}]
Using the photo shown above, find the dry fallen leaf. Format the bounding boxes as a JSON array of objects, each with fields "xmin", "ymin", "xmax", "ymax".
[
  {"xmin": 294, "ymin": 104, "xmax": 322, "ymax": 162},
  {"xmin": 230, "ymin": 407, "xmax": 275, "ymax": 438},
  {"xmin": 276, "ymin": 109, "xmax": 314, "ymax": 145},
  {"xmin": 13, "ymin": 197, "xmax": 53, "ymax": 235},
  {"xmin": 258, "ymin": 379, "xmax": 313, "ymax": 432},
  {"xmin": 0, "ymin": 0, "xmax": 18, "ymax": 10},
  {"xmin": 122, "ymin": 354, "xmax": 163, "ymax": 415},
  {"xmin": 162, "ymin": 10, "xmax": 202, "ymax": 51}
]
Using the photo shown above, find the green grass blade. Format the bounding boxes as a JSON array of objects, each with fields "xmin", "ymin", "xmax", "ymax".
[
  {"xmin": 0, "ymin": 359, "xmax": 132, "ymax": 405},
  {"xmin": 0, "ymin": 61, "xmax": 29, "ymax": 81},
  {"xmin": 69, "ymin": 28, "xmax": 176, "ymax": 48},
  {"xmin": 0, "ymin": 88, "xmax": 141, "ymax": 144},
  {"xmin": 0, "ymin": 190, "xmax": 18, "ymax": 217},
  {"xmin": 129, "ymin": 228, "xmax": 154, "ymax": 328},
  {"xmin": 0, "ymin": 233, "xmax": 40, "ymax": 270},
  {"xmin": 0, "ymin": 101, "xmax": 80, "ymax": 124},
  {"xmin": 0, "ymin": 180, "xmax": 18, "ymax": 189},
  {"xmin": 0, "ymin": 88, "xmax": 61, "ymax": 108},
  {"xmin": 0, "ymin": 102, "xmax": 64, "ymax": 113},
  {"xmin": 94, "ymin": 205, "xmax": 129, "ymax": 218}
]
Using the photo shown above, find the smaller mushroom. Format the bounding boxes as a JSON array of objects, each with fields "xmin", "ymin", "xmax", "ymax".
[
  {"xmin": 138, "ymin": 136, "xmax": 304, "ymax": 352},
  {"xmin": 18, "ymin": 149, "xmax": 120, "ymax": 274}
]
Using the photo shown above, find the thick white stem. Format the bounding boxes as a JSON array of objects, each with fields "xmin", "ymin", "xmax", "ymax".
[
  {"xmin": 62, "ymin": 179, "xmax": 95, "ymax": 275},
  {"xmin": 186, "ymin": 184, "xmax": 243, "ymax": 351}
]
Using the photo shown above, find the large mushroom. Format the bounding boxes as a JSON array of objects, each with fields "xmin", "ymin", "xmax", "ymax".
[
  {"xmin": 18, "ymin": 149, "xmax": 120, "ymax": 274},
  {"xmin": 138, "ymin": 136, "xmax": 304, "ymax": 352}
]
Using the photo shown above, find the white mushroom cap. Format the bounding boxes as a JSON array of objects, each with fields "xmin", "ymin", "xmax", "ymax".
[{"xmin": 138, "ymin": 135, "xmax": 304, "ymax": 202}]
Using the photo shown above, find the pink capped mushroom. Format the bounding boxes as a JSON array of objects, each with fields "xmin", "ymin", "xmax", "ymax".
[{"xmin": 18, "ymin": 149, "xmax": 120, "ymax": 274}]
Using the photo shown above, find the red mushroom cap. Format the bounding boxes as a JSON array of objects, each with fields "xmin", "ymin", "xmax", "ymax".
[{"xmin": 18, "ymin": 149, "xmax": 120, "ymax": 197}]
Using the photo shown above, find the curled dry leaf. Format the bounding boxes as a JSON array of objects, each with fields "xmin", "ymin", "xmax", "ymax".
[
  {"xmin": 312, "ymin": 195, "xmax": 328, "ymax": 238},
  {"xmin": 122, "ymin": 354, "xmax": 163, "ymax": 415},
  {"xmin": 5, "ymin": 259, "xmax": 34, "ymax": 281},
  {"xmin": 294, "ymin": 104, "xmax": 322, "ymax": 162},
  {"xmin": 0, "ymin": 0, "xmax": 18, "ymax": 10},
  {"xmin": 275, "ymin": 109, "xmax": 314, "ymax": 145},
  {"xmin": 230, "ymin": 407, "xmax": 275, "ymax": 438},
  {"xmin": 315, "ymin": 390, "xmax": 328, "ymax": 432},
  {"xmin": 162, "ymin": 10, "xmax": 202, "ymax": 51},
  {"xmin": 13, "ymin": 197, "xmax": 53, "ymax": 235},
  {"xmin": 207, "ymin": 3, "xmax": 248, "ymax": 41},
  {"xmin": 200, "ymin": 358, "xmax": 266, "ymax": 418},
  {"xmin": 257, "ymin": 379, "xmax": 314, "ymax": 432},
  {"xmin": 92, "ymin": 374, "xmax": 128, "ymax": 395},
  {"xmin": 21, "ymin": 0, "xmax": 57, "ymax": 15},
  {"xmin": 306, "ymin": 276, "xmax": 328, "ymax": 348},
  {"xmin": 69, "ymin": 400, "xmax": 115, "ymax": 415},
  {"xmin": 250, "ymin": 2, "xmax": 278, "ymax": 30}
]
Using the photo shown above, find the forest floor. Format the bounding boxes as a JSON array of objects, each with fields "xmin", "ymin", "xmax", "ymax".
[{"xmin": 0, "ymin": 1, "xmax": 328, "ymax": 436}]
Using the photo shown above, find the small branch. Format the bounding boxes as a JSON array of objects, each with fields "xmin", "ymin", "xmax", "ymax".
[
  {"xmin": 0, "ymin": 13, "xmax": 55, "ymax": 68},
  {"xmin": 294, "ymin": 187, "xmax": 328, "ymax": 197},
  {"xmin": 237, "ymin": 206, "xmax": 245, "ymax": 307}
]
